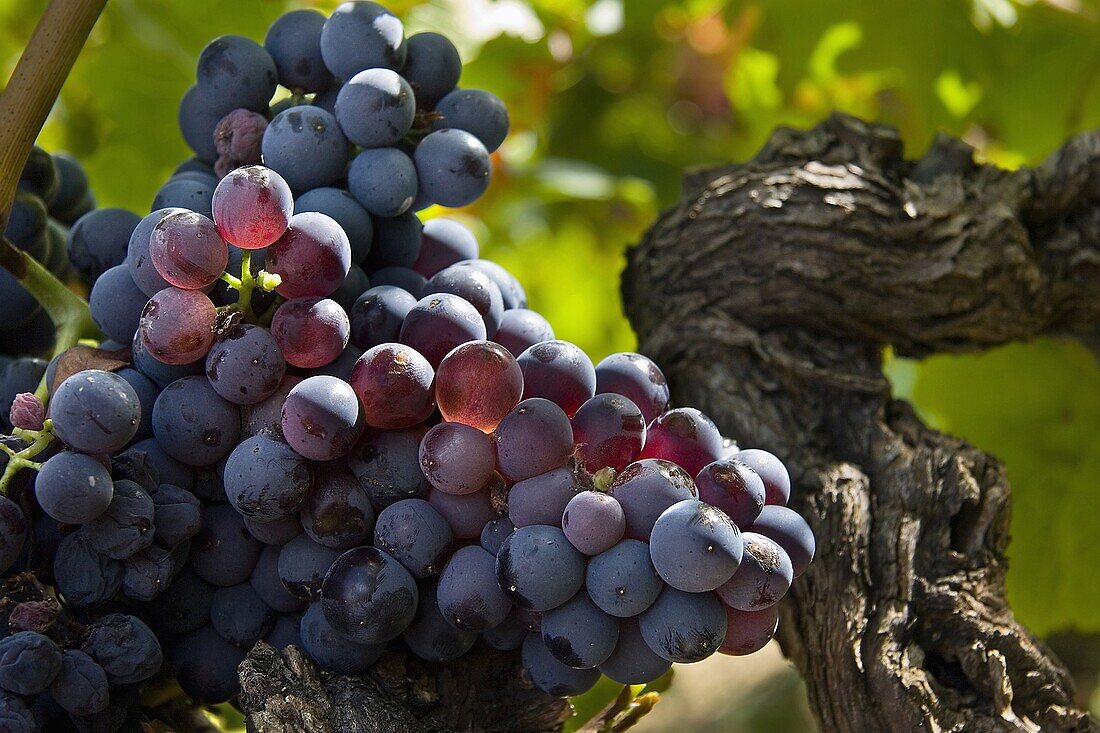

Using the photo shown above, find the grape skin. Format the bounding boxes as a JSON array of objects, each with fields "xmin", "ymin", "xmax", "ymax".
[
  {"xmin": 151, "ymin": 375, "xmax": 240, "ymax": 466},
  {"xmin": 320, "ymin": 1, "xmax": 407, "ymax": 79},
  {"xmin": 321, "ymin": 546, "xmax": 418, "ymax": 645},
  {"xmin": 639, "ymin": 407, "xmax": 725, "ymax": 477},
  {"xmin": 350, "ymin": 343, "xmax": 435, "ymax": 429},
  {"xmin": 561, "ymin": 491, "xmax": 625, "ymax": 556},
  {"xmin": 84, "ymin": 479, "xmax": 155, "ymax": 560},
  {"xmin": 245, "ymin": 513, "xmax": 302, "ymax": 546},
  {"xmin": 267, "ymin": 211, "xmax": 353, "ymax": 299},
  {"xmin": 196, "ymin": 35, "xmax": 277, "ymax": 112},
  {"xmin": 150, "ymin": 210, "xmax": 229, "ymax": 290},
  {"xmin": 497, "ymin": 525, "xmax": 584, "ymax": 611},
  {"xmin": 507, "ymin": 466, "xmax": 584, "ymax": 528},
  {"xmin": 747, "ymin": 505, "xmax": 815, "ymax": 577},
  {"xmin": 144, "ymin": 568, "xmax": 215, "ymax": 635},
  {"xmin": 262, "ymin": 106, "xmax": 349, "ymax": 193},
  {"xmin": 419, "ymin": 421, "xmax": 496, "ymax": 495},
  {"xmin": 170, "ymin": 626, "xmax": 246, "ymax": 704},
  {"xmin": 50, "ymin": 370, "xmax": 140, "ymax": 454},
  {"xmin": 49, "ymin": 650, "xmax": 109, "ymax": 716},
  {"xmin": 435, "ymin": 340, "xmax": 523, "ymax": 432},
  {"xmin": 347, "ymin": 147, "xmax": 418, "ymax": 218},
  {"xmin": 264, "ymin": 9, "xmax": 332, "ymax": 93},
  {"xmin": 190, "ymin": 504, "xmax": 263, "ymax": 587},
  {"xmin": 572, "ymin": 393, "xmax": 646, "ymax": 473},
  {"xmin": 598, "ymin": 618, "xmax": 671, "ymax": 686},
  {"xmin": 716, "ymin": 532, "xmax": 793, "ymax": 611},
  {"xmin": 67, "ymin": 208, "xmax": 141, "ymax": 282},
  {"xmin": 427, "ymin": 488, "xmax": 496, "ymax": 540},
  {"xmin": 594, "ymin": 352, "xmax": 670, "ymax": 425},
  {"xmin": 521, "ymin": 632, "xmax": 599, "ymax": 698},
  {"xmin": 424, "ymin": 264, "xmax": 505, "ymax": 336},
  {"xmin": 436, "ymin": 545, "xmax": 511, "ymax": 631},
  {"xmin": 153, "ymin": 176, "xmax": 214, "ymax": 218},
  {"xmin": 541, "ymin": 591, "xmax": 618, "ymax": 669},
  {"xmin": 368, "ymin": 212, "xmax": 422, "ymax": 270},
  {"xmin": 138, "ymin": 287, "xmax": 217, "ymax": 365},
  {"xmin": 300, "ymin": 602, "xmax": 384, "ymax": 673},
  {"xmin": 412, "ymin": 217, "xmax": 477, "ymax": 278},
  {"xmin": 638, "ymin": 587, "xmax": 727, "ymax": 663},
  {"xmin": 250, "ymin": 545, "xmax": 307, "ymax": 613},
  {"xmin": 127, "ymin": 208, "xmax": 186, "ymax": 295},
  {"xmin": 281, "ymin": 375, "xmax": 363, "ymax": 460},
  {"xmin": 149, "ymin": 483, "xmax": 203, "ymax": 547},
  {"xmin": 649, "ymin": 500, "xmax": 743, "ymax": 593},
  {"xmin": 82, "ymin": 613, "xmax": 162, "ymax": 685},
  {"xmin": 205, "ymin": 323, "xmax": 286, "ymax": 405},
  {"xmin": 372, "ymin": 498, "xmax": 452, "ymax": 577},
  {"xmin": 0, "ymin": 632, "xmax": 62, "ymax": 695},
  {"xmin": 434, "ymin": 89, "xmax": 510, "ymax": 153},
  {"xmin": 585, "ymin": 538, "xmax": 663, "ymax": 618},
  {"xmin": 296, "ymin": 187, "xmax": 374, "ymax": 264},
  {"xmin": 278, "ymin": 533, "xmax": 343, "ymax": 600},
  {"xmin": 301, "ymin": 471, "xmax": 375, "ymax": 549},
  {"xmin": 479, "ymin": 515, "xmax": 515, "ymax": 556},
  {"xmin": 347, "ymin": 427, "xmax": 430, "ymax": 509},
  {"xmin": 493, "ymin": 398, "xmax": 573, "ymax": 484},
  {"xmin": 35, "ymin": 451, "xmax": 114, "ymax": 524},
  {"xmin": 121, "ymin": 545, "xmax": 174, "ymax": 602},
  {"xmin": 225, "ymin": 435, "xmax": 312, "ymax": 523},
  {"xmin": 88, "ymin": 264, "xmax": 148, "ymax": 344},
  {"xmin": 53, "ymin": 531, "xmax": 123, "ymax": 607},
  {"xmin": 350, "ymin": 286, "xmax": 417, "ymax": 350},
  {"xmin": 404, "ymin": 584, "xmax": 477, "ymax": 662},
  {"xmin": 336, "ymin": 68, "xmax": 415, "ymax": 148},
  {"xmin": 413, "ymin": 129, "xmax": 491, "ymax": 208},
  {"xmin": 495, "ymin": 309, "xmax": 555, "ymax": 358},
  {"xmin": 211, "ymin": 165, "xmax": 294, "ymax": 250},
  {"xmin": 719, "ymin": 605, "xmax": 780, "ymax": 656},
  {"xmin": 0, "ymin": 497, "xmax": 26, "ymax": 575},
  {"xmin": 695, "ymin": 459, "xmax": 766, "ymax": 529},
  {"xmin": 402, "ymin": 32, "xmax": 461, "ymax": 107},
  {"xmin": 517, "ymin": 340, "xmax": 596, "ymax": 418},
  {"xmin": 608, "ymin": 459, "xmax": 697, "ymax": 541},
  {"xmin": 210, "ymin": 583, "xmax": 274, "ymax": 647},
  {"xmin": 735, "ymin": 448, "xmax": 792, "ymax": 506}
]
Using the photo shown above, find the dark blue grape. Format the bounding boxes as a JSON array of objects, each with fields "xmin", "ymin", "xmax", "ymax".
[
  {"xmin": 264, "ymin": 9, "xmax": 332, "ymax": 93},
  {"xmin": 0, "ymin": 497, "xmax": 26, "ymax": 575},
  {"xmin": 152, "ymin": 177, "xmax": 215, "ymax": 218},
  {"xmin": 302, "ymin": 471, "xmax": 374, "ymax": 549},
  {"xmin": 116, "ymin": 367, "xmax": 158, "ymax": 443},
  {"xmin": 507, "ymin": 466, "xmax": 583, "ymax": 528},
  {"xmin": 402, "ymin": 32, "xmax": 461, "ymax": 107},
  {"xmin": 84, "ymin": 480, "xmax": 154, "ymax": 560},
  {"xmin": 279, "ymin": 533, "xmax": 343, "ymax": 600},
  {"xmin": 434, "ymin": 89, "xmax": 509, "ymax": 152},
  {"xmin": 224, "ymin": 435, "xmax": 312, "ymax": 524},
  {"xmin": 350, "ymin": 285, "xmax": 417, "ymax": 349},
  {"xmin": 281, "ymin": 375, "xmax": 363, "ymax": 460},
  {"xmin": 190, "ymin": 504, "xmax": 263, "ymax": 587},
  {"xmin": 152, "ymin": 376, "xmax": 240, "ymax": 466},
  {"xmin": 330, "ymin": 264, "xmax": 371, "ymax": 314},
  {"xmin": 119, "ymin": 438, "xmax": 194, "ymax": 491},
  {"xmin": 35, "ymin": 451, "xmax": 114, "ymax": 524},
  {"xmin": 650, "ymin": 499, "xmax": 742, "ymax": 593},
  {"xmin": 309, "ymin": 344, "xmax": 363, "ymax": 383},
  {"xmin": 425, "ymin": 263, "xmax": 504, "ymax": 336},
  {"xmin": 149, "ymin": 483, "xmax": 203, "ymax": 547},
  {"xmin": 145, "ymin": 568, "xmax": 214, "ymax": 635},
  {"xmin": 370, "ymin": 266, "xmax": 426, "ymax": 296},
  {"xmin": 541, "ymin": 591, "xmax": 618, "ymax": 669},
  {"xmin": 296, "ymin": 187, "xmax": 374, "ymax": 264},
  {"xmin": 171, "ymin": 626, "xmax": 245, "ymax": 703},
  {"xmin": 521, "ymin": 632, "xmax": 599, "ymax": 697},
  {"xmin": 0, "ymin": 269, "xmax": 39, "ymax": 333},
  {"xmin": 0, "ymin": 631, "xmax": 61, "ymax": 695},
  {"xmin": 251, "ymin": 544, "xmax": 306, "ymax": 613},
  {"xmin": 585, "ymin": 538, "xmax": 663, "ymax": 617},
  {"xmin": 52, "ymin": 152, "xmax": 95, "ymax": 223},
  {"xmin": 49, "ymin": 650, "xmax": 109, "ymax": 716},
  {"xmin": 413, "ymin": 129, "xmax": 490, "ymax": 208},
  {"xmin": 734, "ymin": 448, "xmax": 792, "ymax": 506},
  {"xmin": 747, "ymin": 505, "xmax": 815, "ymax": 577},
  {"xmin": 608, "ymin": 459, "xmax": 697, "ymax": 541},
  {"xmin": 197, "ymin": 35, "xmax": 277, "ymax": 111},
  {"xmin": 367, "ymin": 212, "xmax": 422, "ymax": 270},
  {"xmin": 321, "ymin": 546, "xmax": 418, "ymax": 644},
  {"xmin": 427, "ymin": 486, "xmax": 496, "ymax": 540},
  {"xmin": 347, "ymin": 427, "xmax": 430, "ymax": 508},
  {"xmin": 336, "ymin": 68, "xmax": 415, "ymax": 148},
  {"xmin": 456, "ymin": 259, "xmax": 526, "ymax": 310},
  {"xmin": 262, "ymin": 106, "xmax": 348, "ymax": 193},
  {"xmin": 206, "ymin": 324, "xmax": 286, "ymax": 405},
  {"xmin": 7, "ymin": 191, "xmax": 46, "ymax": 250},
  {"xmin": 210, "ymin": 583, "xmax": 273, "ymax": 647},
  {"xmin": 494, "ymin": 398, "xmax": 573, "ymax": 484},
  {"xmin": 399, "ymin": 292, "xmax": 487, "ymax": 367},
  {"xmin": 51, "ymin": 369, "xmax": 140, "ymax": 454},
  {"xmin": 82, "ymin": 614, "xmax": 162, "ymax": 684},
  {"xmin": 67, "ymin": 207, "xmax": 140, "ymax": 282},
  {"xmin": 245, "ymin": 513, "xmax": 302, "ymax": 546},
  {"xmin": 320, "ymin": 1, "xmax": 406, "ymax": 79},
  {"xmin": 130, "ymin": 330, "xmax": 204, "ymax": 389},
  {"xmin": 497, "ymin": 525, "xmax": 584, "ymax": 611},
  {"xmin": 0, "ymin": 358, "xmax": 46, "ymax": 429},
  {"xmin": 480, "ymin": 608, "xmax": 528, "ymax": 651},
  {"xmin": 436, "ymin": 545, "xmax": 510, "ymax": 631},
  {"xmin": 54, "ymin": 531, "xmax": 123, "ymax": 607},
  {"xmin": 300, "ymin": 602, "xmax": 384, "ymax": 673},
  {"xmin": 594, "ymin": 352, "xmax": 670, "ymax": 425},
  {"xmin": 598, "ymin": 618, "xmax": 671, "ymax": 686},
  {"xmin": 404, "ymin": 583, "xmax": 477, "ymax": 662},
  {"xmin": 265, "ymin": 612, "xmax": 303, "ymax": 650},
  {"xmin": 373, "ymin": 498, "xmax": 451, "ymax": 577},
  {"xmin": 121, "ymin": 546, "xmax": 174, "ymax": 601},
  {"xmin": 639, "ymin": 586, "xmax": 726, "ymax": 663},
  {"xmin": 480, "ymin": 515, "xmax": 515, "ymax": 556},
  {"xmin": 347, "ymin": 147, "xmax": 417, "ymax": 217}
]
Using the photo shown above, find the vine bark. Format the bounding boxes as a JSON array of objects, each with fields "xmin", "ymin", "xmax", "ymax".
[{"xmin": 620, "ymin": 112, "xmax": 1099, "ymax": 733}]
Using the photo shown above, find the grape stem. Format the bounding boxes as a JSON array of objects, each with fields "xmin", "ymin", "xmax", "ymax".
[
  {"xmin": 218, "ymin": 250, "xmax": 282, "ymax": 322},
  {"xmin": 0, "ymin": 420, "xmax": 54, "ymax": 495}
]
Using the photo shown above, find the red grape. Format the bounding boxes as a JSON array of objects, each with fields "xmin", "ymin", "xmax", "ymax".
[
  {"xmin": 638, "ymin": 408, "xmax": 724, "ymax": 476},
  {"xmin": 266, "ymin": 212, "xmax": 352, "ymax": 299},
  {"xmin": 717, "ymin": 605, "xmax": 779, "ymax": 656},
  {"xmin": 572, "ymin": 393, "xmax": 646, "ymax": 472},
  {"xmin": 735, "ymin": 449, "xmax": 791, "ymax": 506},
  {"xmin": 150, "ymin": 211, "xmax": 229, "ymax": 289},
  {"xmin": 435, "ymin": 340, "xmax": 522, "ymax": 432},
  {"xmin": 211, "ymin": 165, "xmax": 293, "ymax": 249},
  {"xmin": 271, "ymin": 297, "xmax": 350, "ymax": 368},
  {"xmin": 493, "ymin": 398, "xmax": 573, "ymax": 484},
  {"xmin": 138, "ymin": 288, "xmax": 217, "ymax": 365},
  {"xmin": 517, "ymin": 340, "xmax": 595, "ymax": 418},
  {"xmin": 350, "ymin": 343, "xmax": 435, "ymax": 429},
  {"xmin": 419, "ymin": 422, "xmax": 496, "ymax": 495}
]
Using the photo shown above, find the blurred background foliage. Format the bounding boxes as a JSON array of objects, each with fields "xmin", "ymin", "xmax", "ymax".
[{"xmin": 0, "ymin": 0, "xmax": 1097, "ymax": 729}]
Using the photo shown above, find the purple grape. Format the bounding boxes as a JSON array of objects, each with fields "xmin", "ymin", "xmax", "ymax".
[
  {"xmin": 424, "ymin": 264, "xmax": 504, "ymax": 336},
  {"xmin": 435, "ymin": 340, "xmax": 523, "ymax": 432},
  {"xmin": 267, "ymin": 212, "xmax": 352, "ymax": 299},
  {"xmin": 561, "ymin": 490, "xmax": 625, "ymax": 555},
  {"xmin": 349, "ymin": 286, "xmax": 416, "ymax": 350},
  {"xmin": 0, "ymin": 632, "xmax": 62, "ymax": 695},
  {"xmin": 496, "ymin": 525, "xmax": 584, "ymax": 611},
  {"xmin": 716, "ymin": 532, "xmax": 793, "ymax": 611},
  {"xmin": 695, "ymin": 459, "xmax": 765, "ymax": 528},
  {"xmin": 335, "ymin": 68, "xmax": 415, "ymax": 147},
  {"xmin": 271, "ymin": 297, "xmax": 350, "ymax": 369},
  {"xmin": 639, "ymin": 408, "xmax": 724, "ymax": 476},
  {"xmin": 278, "ymin": 533, "xmax": 343, "ymax": 600},
  {"xmin": 243, "ymin": 375, "xmax": 300, "ymax": 439},
  {"xmin": 138, "ymin": 288, "xmax": 216, "ymax": 365},
  {"xmin": 211, "ymin": 165, "xmax": 293, "ymax": 249},
  {"xmin": 479, "ymin": 515, "xmax": 515, "ymax": 556},
  {"xmin": 321, "ymin": 546, "xmax": 418, "ymax": 645},
  {"xmin": 607, "ymin": 459, "xmax": 697, "ymax": 541},
  {"xmin": 244, "ymin": 513, "xmax": 302, "ymax": 546},
  {"xmin": 718, "ymin": 605, "xmax": 779, "ymax": 656},
  {"xmin": 735, "ymin": 448, "xmax": 792, "ymax": 506},
  {"xmin": 372, "ymin": 498, "xmax": 452, "ymax": 577},
  {"xmin": 517, "ymin": 340, "xmax": 595, "ymax": 418},
  {"xmin": 598, "ymin": 618, "xmax": 671, "ymax": 685},
  {"xmin": 584, "ymin": 539, "xmax": 663, "ymax": 617},
  {"xmin": 190, "ymin": 504, "xmax": 263, "ymax": 587},
  {"xmin": 495, "ymin": 309, "xmax": 554, "ymax": 358},
  {"xmin": 404, "ymin": 584, "xmax": 477, "ymax": 662},
  {"xmin": 150, "ymin": 211, "xmax": 228, "ymax": 290},
  {"xmin": 151, "ymin": 375, "xmax": 240, "ymax": 466},
  {"xmin": 301, "ymin": 472, "xmax": 374, "ymax": 549},
  {"xmin": 493, "ymin": 398, "xmax": 573, "ymax": 484},
  {"xmin": 427, "ymin": 487, "xmax": 495, "ymax": 540},
  {"xmin": 347, "ymin": 427, "xmax": 430, "ymax": 508},
  {"xmin": 83, "ymin": 480, "xmax": 155, "ymax": 560},
  {"xmin": 350, "ymin": 343, "xmax": 435, "ymax": 429},
  {"xmin": 50, "ymin": 370, "xmax": 140, "ymax": 454},
  {"xmin": 639, "ymin": 586, "xmax": 726, "ymax": 663},
  {"xmin": 127, "ymin": 207, "xmax": 187, "ymax": 296},
  {"xmin": 171, "ymin": 626, "xmax": 246, "ymax": 703},
  {"xmin": 205, "ymin": 323, "xmax": 286, "ymax": 405},
  {"xmin": 301, "ymin": 601, "xmax": 385, "ymax": 674},
  {"xmin": 281, "ymin": 375, "xmax": 363, "ymax": 460},
  {"xmin": 507, "ymin": 466, "xmax": 584, "ymax": 528},
  {"xmin": 399, "ymin": 293, "xmax": 487, "ymax": 367},
  {"xmin": 371, "ymin": 266, "xmax": 426, "ymax": 296},
  {"xmin": 649, "ymin": 500, "xmax": 743, "ymax": 592},
  {"xmin": 541, "ymin": 591, "xmax": 617, "ymax": 669},
  {"xmin": 594, "ymin": 352, "xmax": 669, "ymax": 424},
  {"xmin": 35, "ymin": 452, "xmax": 114, "ymax": 524},
  {"xmin": 572, "ymin": 393, "xmax": 646, "ymax": 472},
  {"xmin": 520, "ymin": 632, "xmax": 599, "ymax": 698},
  {"xmin": 224, "ymin": 435, "xmax": 312, "ymax": 523},
  {"xmin": 412, "ymin": 217, "xmax": 477, "ymax": 277},
  {"xmin": 747, "ymin": 505, "xmax": 815, "ymax": 577},
  {"xmin": 419, "ymin": 421, "xmax": 496, "ymax": 495},
  {"xmin": 436, "ymin": 545, "xmax": 511, "ymax": 631},
  {"xmin": 250, "ymin": 545, "xmax": 307, "ymax": 613}
]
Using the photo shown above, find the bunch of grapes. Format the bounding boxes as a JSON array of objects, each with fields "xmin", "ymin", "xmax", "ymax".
[{"xmin": 0, "ymin": 2, "xmax": 817, "ymax": 729}]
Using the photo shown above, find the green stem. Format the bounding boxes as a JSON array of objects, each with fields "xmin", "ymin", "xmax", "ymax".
[{"xmin": 0, "ymin": 419, "xmax": 54, "ymax": 495}]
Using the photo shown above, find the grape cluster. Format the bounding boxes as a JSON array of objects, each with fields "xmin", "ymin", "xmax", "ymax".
[{"xmin": 0, "ymin": 2, "xmax": 817, "ymax": 726}]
